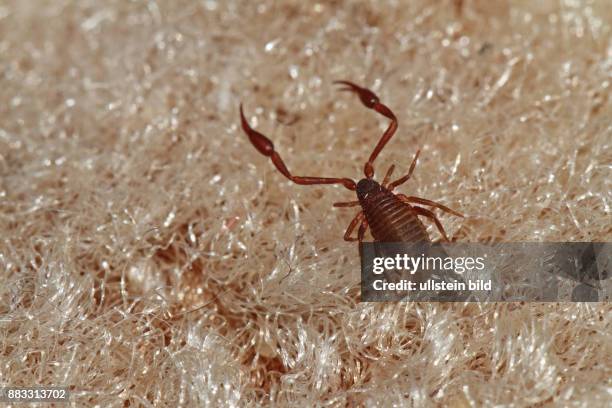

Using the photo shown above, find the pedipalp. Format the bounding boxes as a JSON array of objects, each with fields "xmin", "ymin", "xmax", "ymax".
[
  {"xmin": 334, "ymin": 80, "xmax": 398, "ymax": 179},
  {"xmin": 240, "ymin": 104, "xmax": 357, "ymax": 191}
]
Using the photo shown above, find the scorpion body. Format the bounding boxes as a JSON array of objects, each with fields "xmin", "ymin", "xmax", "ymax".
[{"xmin": 356, "ymin": 179, "xmax": 429, "ymax": 242}]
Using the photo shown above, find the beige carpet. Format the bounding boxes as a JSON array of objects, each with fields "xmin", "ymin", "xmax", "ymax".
[{"xmin": 1, "ymin": 1, "xmax": 610, "ymax": 406}]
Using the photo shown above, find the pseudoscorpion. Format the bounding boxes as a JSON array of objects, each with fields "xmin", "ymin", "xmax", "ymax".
[{"xmin": 240, "ymin": 80, "xmax": 463, "ymax": 243}]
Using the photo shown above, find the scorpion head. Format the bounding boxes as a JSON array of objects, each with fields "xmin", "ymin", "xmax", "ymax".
[{"xmin": 356, "ymin": 178, "xmax": 382, "ymax": 201}]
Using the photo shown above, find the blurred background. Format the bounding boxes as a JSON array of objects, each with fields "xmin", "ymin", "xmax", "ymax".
[{"xmin": 0, "ymin": 1, "xmax": 610, "ymax": 406}]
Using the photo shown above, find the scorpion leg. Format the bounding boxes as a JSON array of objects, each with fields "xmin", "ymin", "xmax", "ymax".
[
  {"xmin": 343, "ymin": 212, "xmax": 365, "ymax": 242},
  {"xmin": 388, "ymin": 150, "xmax": 420, "ymax": 190},
  {"xmin": 410, "ymin": 205, "xmax": 451, "ymax": 242},
  {"xmin": 333, "ymin": 201, "xmax": 360, "ymax": 208},
  {"xmin": 334, "ymin": 80, "xmax": 398, "ymax": 179},
  {"xmin": 381, "ymin": 164, "xmax": 395, "ymax": 188},
  {"xmin": 399, "ymin": 194, "xmax": 463, "ymax": 218},
  {"xmin": 357, "ymin": 218, "xmax": 368, "ymax": 242},
  {"xmin": 240, "ymin": 104, "xmax": 356, "ymax": 191}
]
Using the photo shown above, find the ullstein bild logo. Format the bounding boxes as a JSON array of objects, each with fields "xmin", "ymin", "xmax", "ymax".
[{"xmin": 359, "ymin": 243, "xmax": 611, "ymax": 302}]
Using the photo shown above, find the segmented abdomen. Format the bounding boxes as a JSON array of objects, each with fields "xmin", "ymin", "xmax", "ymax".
[{"xmin": 361, "ymin": 191, "xmax": 429, "ymax": 242}]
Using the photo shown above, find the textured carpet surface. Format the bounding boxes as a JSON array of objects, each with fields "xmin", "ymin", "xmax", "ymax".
[{"xmin": 0, "ymin": 1, "xmax": 611, "ymax": 406}]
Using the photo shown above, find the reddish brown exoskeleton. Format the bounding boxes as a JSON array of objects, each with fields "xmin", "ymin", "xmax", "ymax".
[{"xmin": 240, "ymin": 81, "xmax": 463, "ymax": 243}]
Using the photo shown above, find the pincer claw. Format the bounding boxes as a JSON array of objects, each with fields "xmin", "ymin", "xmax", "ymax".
[{"xmin": 333, "ymin": 80, "xmax": 380, "ymax": 108}]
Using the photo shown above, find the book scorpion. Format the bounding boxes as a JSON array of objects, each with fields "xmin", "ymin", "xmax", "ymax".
[{"xmin": 239, "ymin": 80, "xmax": 463, "ymax": 243}]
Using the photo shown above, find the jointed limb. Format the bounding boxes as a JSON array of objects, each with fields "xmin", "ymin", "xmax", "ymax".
[
  {"xmin": 381, "ymin": 164, "xmax": 395, "ymax": 188},
  {"xmin": 334, "ymin": 80, "xmax": 398, "ymax": 179},
  {"xmin": 336, "ymin": 202, "xmax": 368, "ymax": 241},
  {"xmin": 357, "ymin": 218, "xmax": 368, "ymax": 242},
  {"xmin": 388, "ymin": 150, "xmax": 420, "ymax": 190},
  {"xmin": 333, "ymin": 200, "xmax": 360, "ymax": 208},
  {"xmin": 343, "ymin": 212, "xmax": 365, "ymax": 242},
  {"xmin": 240, "ymin": 105, "xmax": 357, "ymax": 191},
  {"xmin": 410, "ymin": 205, "xmax": 450, "ymax": 242},
  {"xmin": 397, "ymin": 194, "xmax": 463, "ymax": 218}
]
